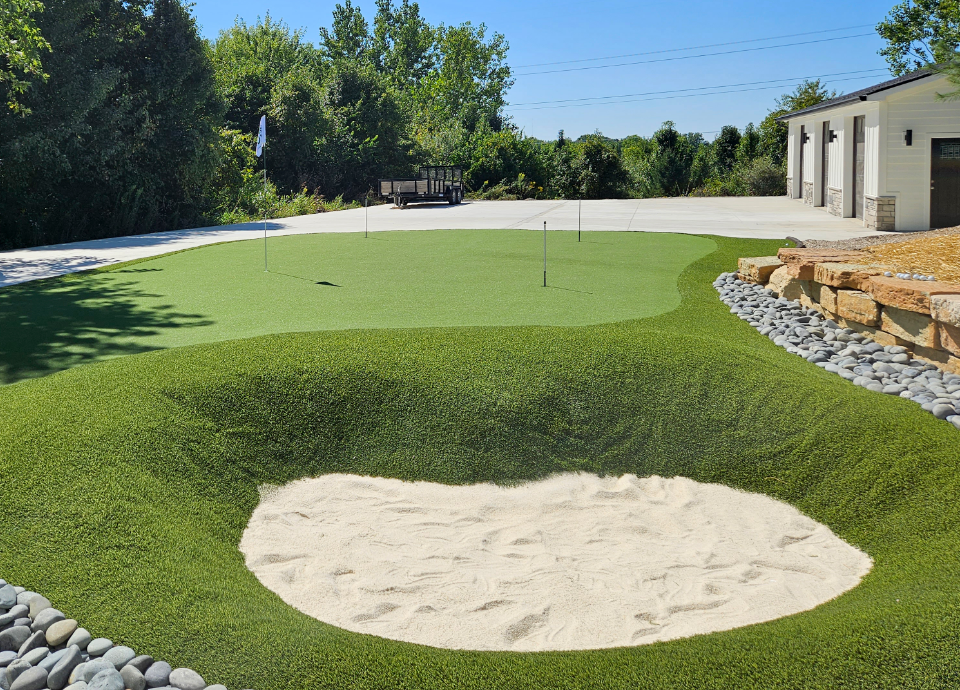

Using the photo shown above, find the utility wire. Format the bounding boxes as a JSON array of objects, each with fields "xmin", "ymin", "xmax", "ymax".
[
  {"xmin": 508, "ymin": 74, "xmax": 886, "ymax": 111},
  {"xmin": 510, "ymin": 68, "xmax": 888, "ymax": 107},
  {"xmin": 514, "ymin": 24, "xmax": 876, "ymax": 69},
  {"xmin": 516, "ymin": 33, "xmax": 877, "ymax": 76}
]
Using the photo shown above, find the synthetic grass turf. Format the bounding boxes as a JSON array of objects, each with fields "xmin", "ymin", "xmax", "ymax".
[
  {"xmin": 0, "ymin": 229, "xmax": 713, "ymax": 385},
  {"xmin": 1, "ymin": 235, "xmax": 958, "ymax": 688}
]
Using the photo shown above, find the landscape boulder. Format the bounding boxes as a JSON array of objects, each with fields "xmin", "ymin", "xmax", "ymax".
[
  {"xmin": 867, "ymin": 276, "xmax": 960, "ymax": 314},
  {"xmin": 737, "ymin": 256, "xmax": 783, "ymax": 283},
  {"xmin": 837, "ymin": 290, "xmax": 880, "ymax": 326}
]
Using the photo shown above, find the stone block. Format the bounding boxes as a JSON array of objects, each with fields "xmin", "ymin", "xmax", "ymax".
[
  {"xmin": 939, "ymin": 322, "xmax": 960, "ymax": 357},
  {"xmin": 817, "ymin": 282, "xmax": 838, "ymax": 312},
  {"xmin": 931, "ymin": 294, "xmax": 960, "ymax": 328},
  {"xmin": 837, "ymin": 290, "xmax": 880, "ymax": 326},
  {"xmin": 880, "ymin": 306, "xmax": 939, "ymax": 348},
  {"xmin": 767, "ymin": 266, "xmax": 808, "ymax": 301},
  {"xmin": 813, "ymin": 263, "xmax": 892, "ymax": 291},
  {"xmin": 866, "ymin": 276, "xmax": 960, "ymax": 314},
  {"xmin": 737, "ymin": 256, "xmax": 783, "ymax": 284},
  {"xmin": 913, "ymin": 346, "xmax": 960, "ymax": 375},
  {"xmin": 777, "ymin": 247, "xmax": 872, "ymax": 270},
  {"xmin": 839, "ymin": 318, "xmax": 909, "ymax": 348}
]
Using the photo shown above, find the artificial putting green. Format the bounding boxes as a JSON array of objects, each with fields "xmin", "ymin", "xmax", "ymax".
[
  {"xmin": 0, "ymin": 229, "xmax": 713, "ymax": 385},
  {"xmin": 0, "ymin": 235, "xmax": 958, "ymax": 689}
]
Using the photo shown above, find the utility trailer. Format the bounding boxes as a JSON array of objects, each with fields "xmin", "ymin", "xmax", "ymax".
[{"xmin": 378, "ymin": 166, "xmax": 464, "ymax": 206}]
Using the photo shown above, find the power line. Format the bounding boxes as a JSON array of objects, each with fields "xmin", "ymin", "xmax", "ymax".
[
  {"xmin": 515, "ymin": 33, "xmax": 877, "ymax": 77},
  {"xmin": 507, "ymin": 74, "xmax": 887, "ymax": 111},
  {"xmin": 513, "ymin": 24, "xmax": 876, "ymax": 69},
  {"xmin": 509, "ymin": 69, "xmax": 888, "ymax": 107}
]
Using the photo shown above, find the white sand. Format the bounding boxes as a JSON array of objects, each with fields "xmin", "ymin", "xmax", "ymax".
[{"xmin": 240, "ymin": 473, "xmax": 871, "ymax": 652}]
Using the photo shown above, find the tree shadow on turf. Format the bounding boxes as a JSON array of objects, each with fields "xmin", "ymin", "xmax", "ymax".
[{"xmin": 0, "ymin": 276, "xmax": 213, "ymax": 385}]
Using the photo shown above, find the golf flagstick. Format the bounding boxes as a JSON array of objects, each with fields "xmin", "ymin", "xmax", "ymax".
[
  {"xmin": 256, "ymin": 115, "xmax": 267, "ymax": 271},
  {"xmin": 543, "ymin": 221, "xmax": 547, "ymax": 287}
]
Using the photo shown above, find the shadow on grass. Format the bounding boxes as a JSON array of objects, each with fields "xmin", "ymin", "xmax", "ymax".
[{"xmin": 0, "ymin": 275, "xmax": 213, "ymax": 385}]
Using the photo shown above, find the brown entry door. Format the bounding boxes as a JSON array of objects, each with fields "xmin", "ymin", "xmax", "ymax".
[
  {"xmin": 821, "ymin": 121, "xmax": 829, "ymax": 206},
  {"xmin": 853, "ymin": 116, "xmax": 865, "ymax": 219},
  {"xmin": 931, "ymin": 138, "xmax": 960, "ymax": 228}
]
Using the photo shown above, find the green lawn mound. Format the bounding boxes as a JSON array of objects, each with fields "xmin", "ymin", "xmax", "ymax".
[
  {"xmin": 0, "ymin": 237, "xmax": 958, "ymax": 688},
  {"xmin": 0, "ymin": 229, "xmax": 714, "ymax": 385}
]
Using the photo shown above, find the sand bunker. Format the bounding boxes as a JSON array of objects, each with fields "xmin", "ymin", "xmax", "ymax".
[{"xmin": 240, "ymin": 473, "xmax": 871, "ymax": 651}]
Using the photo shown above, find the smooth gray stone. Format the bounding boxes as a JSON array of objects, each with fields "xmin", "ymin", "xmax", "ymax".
[
  {"xmin": 39, "ymin": 648, "xmax": 68, "ymax": 673},
  {"xmin": 866, "ymin": 383, "xmax": 884, "ymax": 393},
  {"xmin": 168, "ymin": 668, "xmax": 204, "ymax": 690},
  {"xmin": 27, "ymin": 598, "xmax": 50, "ymax": 620},
  {"xmin": 119, "ymin": 666, "xmax": 145, "ymax": 690},
  {"xmin": 81, "ymin": 660, "xmax": 115, "ymax": 684},
  {"xmin": 68, "ymin": 664, "xmax": 85, "ymax": 686},
  {"xmin": 87, "ymin": 670, "xmax": 123, "ymax": 690},
  {"xmin": 125, "ymin": 657, "xmax": 153, "ymax": 675},
  {"xmin": 9, "ymin": 623, "xmax": 27, "ymax": 632},
  {"xmin": 0, "ymin": 652, "xmax": 16, "ymax": 668},
  {"xmin": 1, "ymin": 610, "xmax": 24, "ymax": 628},
  {"xmin": 48, "ymin": 647, "xmax": 82, "ymax": 690},
  {"xmin": 9, "ymin": 667, "xmax": 46, "ymax": 690},
  {"xmin": 932, "ymin": 403, "xmax": 956, "ymax": 420},
  {"xmin": 30, "ymin": 609, "xmax": 63, "ymax": 634},
  {"xmin": 0, "ymin": 628, "xmax": 29, "ymax": 654},
  {"xmin": 17, "ymin": 631, "xmax": 45, "ymax": 657},
  {"xmin": 66, "ymin": 630, "xmax": 90, "ymax": 652},
  {"xmin": 85, "ymin": 640, "xmax": 112, "ymax": 658},
  {"xmin": 883, "ymin": 385, "xmax": 906, "ymax": 395},
  {"xmin": 0, "ymin": 589, "xmax": 14, "ymax": 611},
  {"xmin": 64, "ymin": 683, "xmax": 87, "ymax": 690},
  {"xmin": 19, "ymin": 647, "xmax": 48, "ymax": 666},
  {"xmin": 204, "ymin": 685, "xmax": 228, "ymax": 690},
  {"xmin": 143, "ymin": 662, "xmax": 171, "ymax": 689},
  {"xmin": 9, "ymin": 591, "xmax": 20, "ymax": 597},
  {"xmin": 5, "ymin": 660, "xmax": 30, "ymax": 685},
  {"xmin": 101, "ymin": 647, "xmax": 134, "ymax": 671},
  {"xmin": 0, "ymin": 613, "xmax": 14, "ymax": 629}
]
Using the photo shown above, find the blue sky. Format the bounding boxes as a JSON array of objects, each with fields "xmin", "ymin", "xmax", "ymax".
[{"xmin": 191, "ymin": 0, "xmax": 900, "ymax": 140}]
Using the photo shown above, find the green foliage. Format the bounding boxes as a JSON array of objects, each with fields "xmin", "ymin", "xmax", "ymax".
[
  {"xmin": 0, "ymin": 0, "xmax": 222, "ymax": 249},
  {"xmin": 877, "ymin": 0, "xmax": 960, "ymax": 76},
  {"xmin": 319, "ymin": 0, "xmax": 371, "ymax": 63},
  {"xmin": 0, "ymin": 0, "xmax": 50, "ymax": 114},
  {"xmin": 2, "ymin": 235, "xmax": 960, "ymax": 687}
]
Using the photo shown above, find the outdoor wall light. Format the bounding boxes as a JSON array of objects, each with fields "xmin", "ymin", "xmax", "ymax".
[
  {"xmin": 829, "ymin": 130, "xmax": 838, "ymax": 142},
  {"xmin": 904, "ymin": 129, "xmax": 913, "ymax": 146}
]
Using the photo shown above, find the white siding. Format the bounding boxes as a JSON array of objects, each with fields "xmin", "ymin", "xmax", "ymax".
[
  {"xmin": 884, "ymin": 77, "xmax": 960, "ymax": 230},
  {"xmin": 865, "ymin": 109, "xmax": 881, "ymax": 197}
]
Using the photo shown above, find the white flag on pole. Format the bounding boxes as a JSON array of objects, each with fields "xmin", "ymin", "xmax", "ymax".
[{"xmin": 256, "ymin": 115, "xmax": 266, "ymax": 157}]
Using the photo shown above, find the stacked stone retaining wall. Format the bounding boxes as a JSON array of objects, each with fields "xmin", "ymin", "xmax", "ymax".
[{"xmin": 738, "ymin": 249, "xmax": 960, "ymax": 374}]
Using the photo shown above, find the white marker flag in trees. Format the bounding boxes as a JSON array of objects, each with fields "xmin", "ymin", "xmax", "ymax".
[{"xmin": 256, "ymin": 115, "xmax": 266, "ymax": 157}]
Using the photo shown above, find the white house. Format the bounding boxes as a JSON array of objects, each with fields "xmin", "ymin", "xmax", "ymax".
[{"xmin": 778, "ymin": 68, "xmax": 960, "ymax": 231}]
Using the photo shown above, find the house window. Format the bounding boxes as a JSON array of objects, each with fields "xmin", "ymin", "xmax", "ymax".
[{"xmin": 940, "ymin": 143, "xmax": 960, "ymax": 160}]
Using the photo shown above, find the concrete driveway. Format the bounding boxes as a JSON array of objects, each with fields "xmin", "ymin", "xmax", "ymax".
[{"xmin": 0, "ymin": 197, "xmax": 889, "ymax": 287}]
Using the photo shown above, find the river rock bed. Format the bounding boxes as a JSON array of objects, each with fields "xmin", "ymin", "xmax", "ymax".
[
  {"xmin": 0, "ymin": 579, "xmax": 240, "ymax": 690},
  {"xmin": 715, "ymin": 272, "xmax": 960, "ymax": 429}
]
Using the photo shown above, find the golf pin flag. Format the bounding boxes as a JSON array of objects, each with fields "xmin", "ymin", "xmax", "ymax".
[{"xmin": 256, "ymin": 115, "xmax": 266, "ymax": 157}]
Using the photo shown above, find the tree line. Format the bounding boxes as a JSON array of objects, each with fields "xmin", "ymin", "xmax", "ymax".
[{"xmin": 0, "ymin": 0, "xmax": 955, "ymax": 249}]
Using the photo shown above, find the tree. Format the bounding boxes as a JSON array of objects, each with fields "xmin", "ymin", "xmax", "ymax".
[
  {"xmin": 372, "ymin": 0, "xmax": 435, "ymax": 92},
  {"xmin": 0, "ymin": 0, "xmax": 50, "ymax": 114},
  {"xmin": 758, "ymin": 79, "xmax": 836, "ymax": 167},
  {"xmin": 319, "ymin": 0, "xmax": 371, "ymax": 63},
  {"xmin": 418, "ymin": 22, "xmax": 512, "ymax": 133},
  {"xmin": 0, "ymin": 0, "xmax": 222, "ymax": 248},
  {"xmin": 877, "ymin": 0, "xmax": 960, "ymax": 76},
  {"xmin": 640, "ymin": 122, "xmax": 699, "ymax": 197},
  {"xmin": 713, "ymin": 125, "xmax": 742, "ymax": 173}
]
